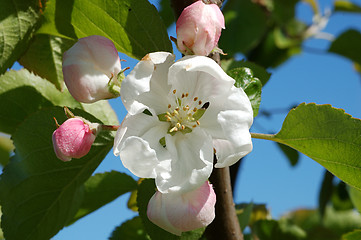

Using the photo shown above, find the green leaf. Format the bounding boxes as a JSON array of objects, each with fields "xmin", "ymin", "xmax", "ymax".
[
  {"xmin": 0, "ymin": 136, "xmax": 14, "ymax": 167},
  {"xmin": 334, "ymin": 1, "xmax": 361, "ymax": 13},
  {"xmin": 19, "ymin": 34, "xmax": 76, "ymax": 91},
  {"xmin": 0, "ymin": 0, "xmax": 43, "ymax": 74},
  {"xmin": 0, "ymin": 69, "xmax": 118, "ymax": 134},
  {"xmin": 329, "ymin": 29, "xmax": 361, "ymax": 66},
  {"xmin": 342, "ymin": 230, "xmax": 361, "ymax": 240},
  {"xmin": 137, "ymin": 179, "xmax": 179, "ymax": 240},
  {"xmin": 70, "ymin": 171, "xmax": 137, "ymax": 224},
  {"xmin": 272, "ymin": 0, "xmax": 299, "ymax": 23},
  {"xmin": 159, "ymin": 0, "xmax": 175, "ymax": 29},
  {"xmin": 277, "ymin": 143, "xmax": 300, "ymax": 166},
  {"xmin": 348, "ymin": 186, "xmax": 361, "ymax": 213},
  {"xmin": 37, "ymin": 0, "xmax": 172, "ymax": 60},
  {"xmin": 253, "ymin": 219, "xmax": 306, "ymax": 240},
  {"xmin": 236, "ymin": 202, "xmax": 254, "ymax": 231},
  {"xmin": 221, "ymin": 59, "xmax": 271, "ymax": 86},
  {"xmin": 272, "ymin": 103, "xmax": 361, "ymax": 192},
  {"xmin": 227, "ymin": 67, "xmax": 262, "ymax": 117},
  {"xmin": 0, "ymin": 107, "xmax": 113, "ymax": 240},
  {"xmin": 220, "ymin": 0, "xmax": 267, "ymax": 55},
  {"xmin": 331, "ymin": 181, "xmax": 353, "ymax": 211},
  {"xmin": 318, "ymin": 170, "xmax": 334, "ymax": 218},
  {"xmin": 109, "ymin": 216, "xmax": 149, "ymax": 240}
]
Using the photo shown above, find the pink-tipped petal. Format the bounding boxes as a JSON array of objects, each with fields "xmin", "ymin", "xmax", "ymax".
[
  {"xmin": 147, "ymin": 181, "xmax": 216, "ymax": 236},
  {"xmin": 62, "ymin": 35, "xmax": 122, "ymax": 103}
]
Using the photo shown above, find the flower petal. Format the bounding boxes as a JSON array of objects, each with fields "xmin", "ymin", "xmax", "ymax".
[
  {"xmin": 213, "ymin": 87, "xmax": 253, "ymax": 168},
  {"xmin": 121, "ymin": 52, "xmax": 175, "ymax": 114},
  {"xmin": 155, "ymin": 128, "xmax": 213, "ymax": 194},
  {"xmin": 147, "ymin": 181, "xmax": 216, "ymax": 236}
]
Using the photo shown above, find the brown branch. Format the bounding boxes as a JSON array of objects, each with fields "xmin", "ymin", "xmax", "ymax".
[{"xmin": 205, "ymin": 166, "xmax": 243, "ymax": 240}]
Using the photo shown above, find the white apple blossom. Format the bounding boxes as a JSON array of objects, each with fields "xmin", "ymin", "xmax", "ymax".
[{"xmin": 113, "ymin": 52, "xmax": 253, "ymax": 194}]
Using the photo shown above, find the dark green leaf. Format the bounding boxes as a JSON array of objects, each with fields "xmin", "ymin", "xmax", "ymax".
[
  {"xmin": 37, "ymin": 0, "xmax": 172, "ymax": 60},
  {"xmin": 137, "ymin": 179, "xmax": 179, "ymax": 240},
  {"xmin": 329, "ymin": 29, "xmax": 361, "ymax": 66},
  {"xmin": 334, "ymin": 1, "xmax": 361, "ymax": 13},
  {"xmin": 236, "ymin": 202, "xmax": 254, "ymax": 231},
  {"xmin": 221, "ymin": 59, "xmax": 271, "ymax": 86},
  {"xmin": 0, "ymin": 136, "xmax": 14, "ymax": 167},
  {"xmin": 220, "ymin": 0, "xmax": 267, "ymax": 55},
  {"xmin": 342, "ymin": 230, "xmax": 361, "ymax": 240},
  {"xmin": 227, "ymin": 67, "xmax": 262, "ymax": 117},
  {"xmin": 70, "ymin": 171, "xmax": 137, "ymax": 224},
  {"xmin": 19, "ymin": 34, "xmax": 75, "ymax": 91},
  {"xmin": 273, "ymin": 103, "xmax": 361, "ymax": 192},
  {"xmin": 159, "ymin": 0, "xmax": 175, "ymax": 29},
  {"xmin": 247, "ymin": 30, "xmax": 302, "ymax": 68},
  {"xmin": 277, "ymin": 143, "xmax": 300, "ymax": 166},
  {"xmin": 318, "ymin": 170, "xmax": 334, "ymax": 218},
  {"xmin": 253, "ymin": 219, "xmax": 306, "ymax": 240},
  {"xmin": 0, "ymin": 107, "xmax": 113, "ymax": 240},
  {"xmin": 331, "ymin": 181, "xmax": 353, "ymax": 211},
  {"xmin": 109, "ymin": 216, "xmax": 149, "ymax": 240},
  {"xmin": 0, "ymin": 0, "xmax": 43, "ymax": 73},
  {"xmin": 272, "ymin": 0, "xmax": 299, "ymax": 23}
]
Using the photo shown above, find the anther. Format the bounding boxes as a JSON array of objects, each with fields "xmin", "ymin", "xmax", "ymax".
[
  {"xmin": 196, "ymin": 120, "xmax": 200, "ymax": 125},
  {"xmin": 185, "ymin": 93, "xmax": 189, "ymax": 97},
  {"xmin": 181, "ymin": 125, "xmax": 185, "ymax": 130},
  {"xmin": 176, "ymin": 123, "xmax": 181, "ymax": 128},
  {"xmin": 173, "ymin": 89, "xmax": 176, "ymax": 94},
  {"xmin": 194, "ymin": 97, "xmax": 198, "ymax": 101},
  {"xmin": 193, "ymin": 107, "xmax": 197, "ymax": 112},
  {"xmin": 168, "ymin": 104, "xmax": 171, "ymax": 108},
  {"xmin": 182, "ymin": 93, "xmax": 185, "ymax": 98},
  {"xmin": 170, "ymin": 127, "xmax": 178, "ymax": 132},
  {"xmin": 198, "ymin": 100, "xmax": 202, "ymax": 105},
  {"xmin": 192, "ymin": 124, "xmax": 197, "ymax": 128}
]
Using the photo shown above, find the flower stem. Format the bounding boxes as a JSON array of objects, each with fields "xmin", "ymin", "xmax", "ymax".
[
  {"xmin": 100, "ymin": 124, "xmax": 120, "ymax": 131},
  {"xmin": 250, "ymin": 132, "xmax": 276, "ymax": 141}
]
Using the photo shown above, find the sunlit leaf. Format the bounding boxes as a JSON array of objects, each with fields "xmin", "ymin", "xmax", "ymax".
[
  {"xmin": 0, "ymin": 0, "xmax": 43, "ymax": 73},
  {"xmin": 0, "ymin": 136, "xmax": 14, "ymax": 167},
  {"xmin": 221, "ymin": 59, "xmax": 271, "ymax": 86},
  {"xmin": 334, "ymin": 1, "xmax": 361, "ymax": 13},
  {"xmin": 19, "ymin": 34, "xmax": 75, "ymax": 90},
  {"xmin": 227, "ymin": 67, "xmax": 262, "ymax": 117},
  {"xmin": 272, "ymin": 103, "xmax": 361, "ymax": 192},
  {"xmin": 37, "ymin": 0, "xmax": 172, "ymax": 59},
  {"xmin": 0, "ymin": 69, "xmax": 118, "ymax": 134}
]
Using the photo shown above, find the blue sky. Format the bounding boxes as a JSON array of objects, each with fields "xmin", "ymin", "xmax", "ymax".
[{"xmin": 45, "ymin": 0, "xmax": 361, "ymax": 239}]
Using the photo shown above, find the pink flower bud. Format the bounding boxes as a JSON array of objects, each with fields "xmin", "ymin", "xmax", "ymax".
[
  {"xmin": 147, "ymin": 181, "xmax": 216, "ymax": 236},
  {"xmin": 62, "ymin": 35, "xmax": 122, "ymax": 103},
  {"xmin": 52, "ymin": 118, "xmax": 98, "ymax": 161},
  {"xmin": 176, "ymin": 1, "xmax": 225, "ymax": 56}
]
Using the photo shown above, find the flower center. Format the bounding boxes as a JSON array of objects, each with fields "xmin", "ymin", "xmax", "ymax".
[{"xmin": 158, "ymin": 89, "xmax": 209, "ymax": 135}]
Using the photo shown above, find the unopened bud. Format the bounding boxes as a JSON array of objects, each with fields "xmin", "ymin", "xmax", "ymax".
[
  {"xmin": 62, "ymin": 35, "xmax": 123, "ymax": 103},
  {"xmin": 52, "ymin": 117, "xmax": 99, "ymax": 161},
  {"xmin": 176, "ymin": 1, "xmax": 225, "ymax": 56},
  {"xmin": 147, "ymin": 181, "xmax": 216, "ymax": 236}
]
